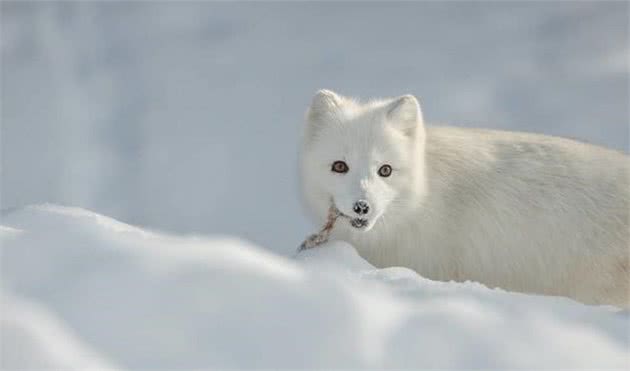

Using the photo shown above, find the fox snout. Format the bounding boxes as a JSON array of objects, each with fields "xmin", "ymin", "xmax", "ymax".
[
  {"xmin": 352, "ymin": 200, "xmax": 370, "ymax": 215},
  {"xmin": 340, "ymin": 199, "xmax": 376, "ymax": 231}
]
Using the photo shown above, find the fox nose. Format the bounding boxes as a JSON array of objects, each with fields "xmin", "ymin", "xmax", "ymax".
[{"xmin": 352, "ymin": 200, "xmax": 370, "ymax": 215}]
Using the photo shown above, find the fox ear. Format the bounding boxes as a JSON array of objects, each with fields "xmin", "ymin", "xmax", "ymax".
[
  {"xmin": 305, "ymin": 90, "xmax": 344, "ymax": 141},
  {"xmin": 385, "ymin": 95, "xmax": 423, "ymax": 136},
  {"xmin": 307, "ymin": 89, "xmax": 343, "ymax": 123}
]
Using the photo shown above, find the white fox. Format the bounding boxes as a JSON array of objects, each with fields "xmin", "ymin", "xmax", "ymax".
[{"xmin": 300, "ymin": 89, "xmax": 630, "ymax": 307}]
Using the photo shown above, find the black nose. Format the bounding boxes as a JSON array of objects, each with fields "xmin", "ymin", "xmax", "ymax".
[{"xmin": 352, "ymin": 200, "xmax": 370, "ymax": 215}]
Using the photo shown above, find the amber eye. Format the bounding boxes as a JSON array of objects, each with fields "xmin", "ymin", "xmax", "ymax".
[
  {"xmin": 378, "ymin": 164, "xmax": 392, "ymax": 177},
  {"xmin": 331, "ymin": 161, "xmax": 349, "ymax": 174}
]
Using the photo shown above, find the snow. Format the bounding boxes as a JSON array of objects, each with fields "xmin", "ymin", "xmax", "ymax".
[
  {"xmin": 2, "ymin": 205, "xmax": 628, "ymax": 369},
  {"xmin": 1, "ymin": 292, "xmax": 118, "ymax": 370}
]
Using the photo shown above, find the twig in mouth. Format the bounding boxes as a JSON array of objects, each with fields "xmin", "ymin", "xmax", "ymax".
[{"xmin": 298, "ymin": 205, "xmax": 340, "ymax": 251}]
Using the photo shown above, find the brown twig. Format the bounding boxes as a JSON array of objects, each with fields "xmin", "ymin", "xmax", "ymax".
[{"xmin": 298, "ymin": 205, "xmax": 340, "ymax": 251}]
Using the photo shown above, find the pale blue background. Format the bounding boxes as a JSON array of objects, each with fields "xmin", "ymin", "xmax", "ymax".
[{"xmin": 2, "ymin": 2, "xmax": 628, "ymax": 254}]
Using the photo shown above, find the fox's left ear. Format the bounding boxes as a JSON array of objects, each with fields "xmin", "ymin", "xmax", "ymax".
[{"xmin": 385, "ymin": 95, "xmax": 423, "ymax": 136}]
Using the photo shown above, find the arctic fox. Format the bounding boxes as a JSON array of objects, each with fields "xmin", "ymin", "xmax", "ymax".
[{"xmin": 300, "ymin": 89, "xmax": 630, "ymax": 307}]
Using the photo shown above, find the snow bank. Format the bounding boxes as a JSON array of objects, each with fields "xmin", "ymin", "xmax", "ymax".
[
  {"xmin": 1, "ymin": 292, "xmax": 118, "ymax": 370},
  {"xmin": 1, "ymin": 205, "xmax": 628, "ymax": 369}
]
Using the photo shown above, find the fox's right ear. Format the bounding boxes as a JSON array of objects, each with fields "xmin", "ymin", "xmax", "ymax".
[
  {"xmin": 306, "ymin": 89, "xmax": 343, "ymax": 125},
  {"xmin": 304, "ymin": 90, "xmax": 343, "ymax": 141}
]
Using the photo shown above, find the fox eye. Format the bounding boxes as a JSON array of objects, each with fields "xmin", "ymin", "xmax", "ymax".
[
  {"xmin": 378, "ymin": 164, "xmax": 392, "ymax": 177},
  {"xmin": 331, "ymin": 161, "xmax": 349, "ymax": 174}
]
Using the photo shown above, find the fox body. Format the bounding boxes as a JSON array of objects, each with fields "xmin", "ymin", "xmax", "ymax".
[{"xmin": 300, "ymin": 90, "xmax": 630, "ymax": 307}]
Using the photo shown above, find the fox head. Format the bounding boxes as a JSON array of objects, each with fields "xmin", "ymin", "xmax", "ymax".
[{"xmin": 300, "ymin": 90, "xmax": 427, "ymax": 234}]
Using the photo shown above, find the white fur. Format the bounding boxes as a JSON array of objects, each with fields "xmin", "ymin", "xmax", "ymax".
[{"xmin": 300, "ymin": 90, "xmax": 630, "ymax": 307}]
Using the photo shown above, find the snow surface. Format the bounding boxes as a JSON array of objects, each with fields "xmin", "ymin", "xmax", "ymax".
[
  {"xmin": 1, "ymin": 292, "xmax": 118, "ymax": 370},
  {"xmin": 2, "ymin": 205, "xmax": 628, "ymax": 369},
  {"xmin": 2, "ymin": 2, "xmax": 628, "ymax": 254}
]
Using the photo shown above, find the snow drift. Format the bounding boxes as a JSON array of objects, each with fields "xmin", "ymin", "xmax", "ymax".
[
  {"xmin": 1, "ymin": 292, "xmax": 118, "ymax": 370},
  {"xmin": 1, "ymin": 205, "xmax": 628, "ymax": 369}
]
